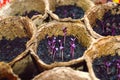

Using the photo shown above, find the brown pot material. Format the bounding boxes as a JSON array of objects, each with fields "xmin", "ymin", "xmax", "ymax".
[
  {"xmin": 45, "ymin": 0, "xmax": 95, "ymax": 21},
  {"xmin": 30, "ymin": 21, "xmax": 95, "ymax": 70},
  {"xmin": 0, "ymin": 62, "xmax": 20, "ymax": 80},
  {"xmin": 0, "ymin": 0, "xmax": 46, "ymax": 18},
  {"xmin": 84, "ymin": 36, "xmax": 120, "ymax": 80},
  {"xmin": 31, "ymin": 13, "xmax": 52, "ymax": 28},
  {"xmin": 84, "ymin": 2, "xmax": 118, "ymax": 39},
  {"xmin": 0, "ymin": 16, "xmax": 38, "ymax": 79},
  {"xmin": 0, "ymin": 17, "xmax": 36, "ymax": 68},
  {"xmin": 91, "ymin": 0, "xmax": 107, "ymax": 5},
  {"xmin": 32, "ymin": 67, "xmax": 91, "ymax": 80}
]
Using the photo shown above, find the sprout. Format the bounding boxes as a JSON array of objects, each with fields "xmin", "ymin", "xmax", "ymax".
[
  {"xmin": 47, "ymin": 36, "xmax": 52, "ymax": 54},
  {"xmin": 53, "ymin": 47, "xmax": 58, "ymax": 60},
  {"xmin": 104, "ymin": 61, "xmax": 112, "ymax": 74},
  {"xmin": 70, "ymin": 38, "xmax": 76, "ymax": 59},
  {"xmin": 46, "ymin": 27, "xmax": 78, "ymax": 62},
  {"xmin": 51, "ymin": 36, "xmax": 56, "ymax": 54},
  {"xmin": 117, "ymin": 59, "xmax": 120, "ymax": 74},
  {"xmin": 62, "ymin": 27, "xmax": 67, "ymax": 45},
  {"xmin": 59, "ymin": 39, "xmax": 64, "ymax": 61},
  {"xmin": 47, "ymin": 35, "xmax": 56, "ymax": 55},
  {"xmin": 94, "ymin": 10, "xmax": 120, "ymax": 36}
]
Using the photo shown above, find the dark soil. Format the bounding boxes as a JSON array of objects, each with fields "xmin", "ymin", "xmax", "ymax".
[
  {"xmin": 93, "ymin": 54, "xmax": 120, "ymax": 80},
  {"xmin": 93, "ymin": 5, "xmax": 120, "ymax": 36},
  {"xmin": 70, "ymin": 60, "xmax": 88, "ymax": 72},
  {"xmin": 18, "ymin": 10, "xmax": 40, "ymax": 18},
  {"xmin": 19, "ymin": 54, "xmax": 41, "ymax": 80},
  {"xmin": 54, "ymin": 5, "xmax": 84, "ymax": 19},
  {"xmin": 0, "ymin": 37, "xmax": 29, "ymax": 62},
  {"xmin": 37, "ymin": 35, "xmax": 86, "ymax": 64},
  {"xmin": 22, "ymin": 10, "xmax": 41, "ymax": 18}
]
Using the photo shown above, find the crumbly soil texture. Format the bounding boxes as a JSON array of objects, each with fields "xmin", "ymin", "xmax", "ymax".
[
  {"xmin": 15, "ymin": 10, "xmax": 40, "ymax": 18},
  {"xmin": 54, "ymin": 5, "xmax": 84, "ymax": 19},
  {"xmin": 93, "ymin": 5, "xmax": 120, "ymax": 36},
  {"xmin": 0, "ymin": 37, "xmax": 29, "ymax": 62},
  {"xmin": 37, "ymin": 35, "xmax": 86, "ymax": 64},
  {"xmin": 93, "ymin": 54, "xmax": 120, "ymax": 80}
]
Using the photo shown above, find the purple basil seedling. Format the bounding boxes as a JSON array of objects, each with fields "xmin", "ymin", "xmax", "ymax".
[
  {"xmin": 47, "ymin": 35, "xmax": 57, "ymax": 55},
  {"xmin": 53, "ymin": 47, "xmax": 58, "ymax": 60},
  {"xmin": 104, "ymin": 61, "xmax": 112, "ymax": 74},
  {"xmin": 62, "ymin": 27, "xmax": 67, "ymax": 45},
  {"xmin": 59, "ymin": 39, "xmax": 64, "ymax": 61},
  {"xmin": 70, "ymin": 38, "xmax": 76, "ymax": 59},
  {"xmin": 93, "ymin": 8, "xmax": 120, "ymax": 36},
  {"xmin": 47, "ymin": 36, "xmax": 52, "ymax": 54}
]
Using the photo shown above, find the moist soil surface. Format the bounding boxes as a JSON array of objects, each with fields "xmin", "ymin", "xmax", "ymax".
[
  {"xmin": 93, "ymin": 54, "xmax": 120, "ymax": 80},
  {"xmin": 37, "ymin": 35, "xmax": 86, "ymax": 64},
  {"xmin": 0, "ymin": 37, "xmax": 29, "ymax": 62},
  {"xmin": 15, "ymin": 10, "xmax": 41, "ymax": 18},
  {"xmin": 54, "ymin": 5, "xmax": 84, "ymax": 19},
  {"xmin": 93, "ymin": 6, "xmax": 120, "ymax": 36}
]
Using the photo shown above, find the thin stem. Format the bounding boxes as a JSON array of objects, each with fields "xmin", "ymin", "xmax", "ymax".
[
  {"xmin": 53, "ymin": 48, "xmax": 58, "ymax": 61},
  {"xmin": 62, "ymin": 27, "xmax": 67, "ymax": 46},
  {"xmin": 59, "ymin": 40, "xmax": 64, "ymax": 61},
  {"xmin": 70, "ymin": 38, "xmax": 76, "ymax": 59}
]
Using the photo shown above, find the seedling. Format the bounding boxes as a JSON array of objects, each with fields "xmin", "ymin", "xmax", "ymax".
[
  {"xmin": 62, "ymin": 27, "xmax": 67, "ymax": 45},
  {"xmin": 46, "ymin": 27, "xmax": 78, "ymax": 61},
  {"xmin": 70, "ymin": 38, "xmax": 76, "ymax": 59},
  {"xmin": 93, "ymin": 9, "xmax": 120, "ymax": 36},
  {"xmin": 93, "ymin": 54, "xmax": 120, "ymax": 80},
  {"xmin": 59, "ymin": 39, "xmax": 64, "ymax": 61}
]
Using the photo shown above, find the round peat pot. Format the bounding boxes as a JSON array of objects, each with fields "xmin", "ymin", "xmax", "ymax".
[
  {"xmin": 0, "ymin": 16, "xmax": 37, "ymax": 80},
  {"xmin": 0, "ymin": 62, "xmax": 20, "ymax": 80},
  {"xmin": 84, "ymin": 2, "xmax": 120, "ymax": 39},
  {"xmin": 84, "ymin": 36, "xmax": 120, "ymax": 80},
  {"xmin": 32, "ymin": 67, "xmax": 91, "ymax": 80},
  {"xmin": 0, "ymin": 0, "xmax": 46, "ymax": 18},
  {"xmin": 30, "ymin": 21, "xmax": 94, "ymax": 70},
  {"xmin": 45, "ymin": 0, "xmax": 95, "ymax": 21}
]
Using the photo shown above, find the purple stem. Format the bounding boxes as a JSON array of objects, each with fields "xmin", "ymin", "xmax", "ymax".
[
  {"xmin": 51, "ymin": 36, "xmax": 56, "ymax": 55},
  {"xmin": 53, "ymin": 47, "xmax": 58, "ymax": 61},
  {"xmin": 104, "ymin": 61, "xmax": 111, "ymax": 74},
  {"xmin": 117, "ymin": 60, "xmax": 120, "ymax": 74},
  {"xmin": 70, "ymin": 38, "xmax": 76, "ymax": 59},
  {"xmin": 62, "ymin": 27, "xmax": 67, "ymax": 46},
  {"xmin": 70, "ymin": 43, "xmax": 75, "ymax": 59},
  {"xmin": 47, "ymin": 36, "xmax": 52, "ymax": 54},
  {"xmin": 59, "ymin": 40, "xmax": 64, "ymax": 61}
]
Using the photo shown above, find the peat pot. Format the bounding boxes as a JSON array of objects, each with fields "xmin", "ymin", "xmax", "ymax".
[
  {"xmin": 45, "ymin": 0, "xmax": 95, "ymax": 21},
  {"xmin": 0, "ymin": 16, "xmax": 38, "ymax": 80},
  {"xmin": 30, "ymin": 20, "xmax": 95, "ymax": 71},
  {"xmin": 0, "ymin": 0, "xmax": 46, "ymax": 18},
  {"xmin": 84, "ymin": 36, "xmax": 120, "ymax": 80},
  {"xmin": 0, "ymin": 62, "xmax": 20, "ymax": 80},
  {"xmin": 32, "ymin": 67, "xmax": 91, "ymax": 80},
  {"xmin": 84, "ymin": 2, "xmax": 119, "ymax": 39}
]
